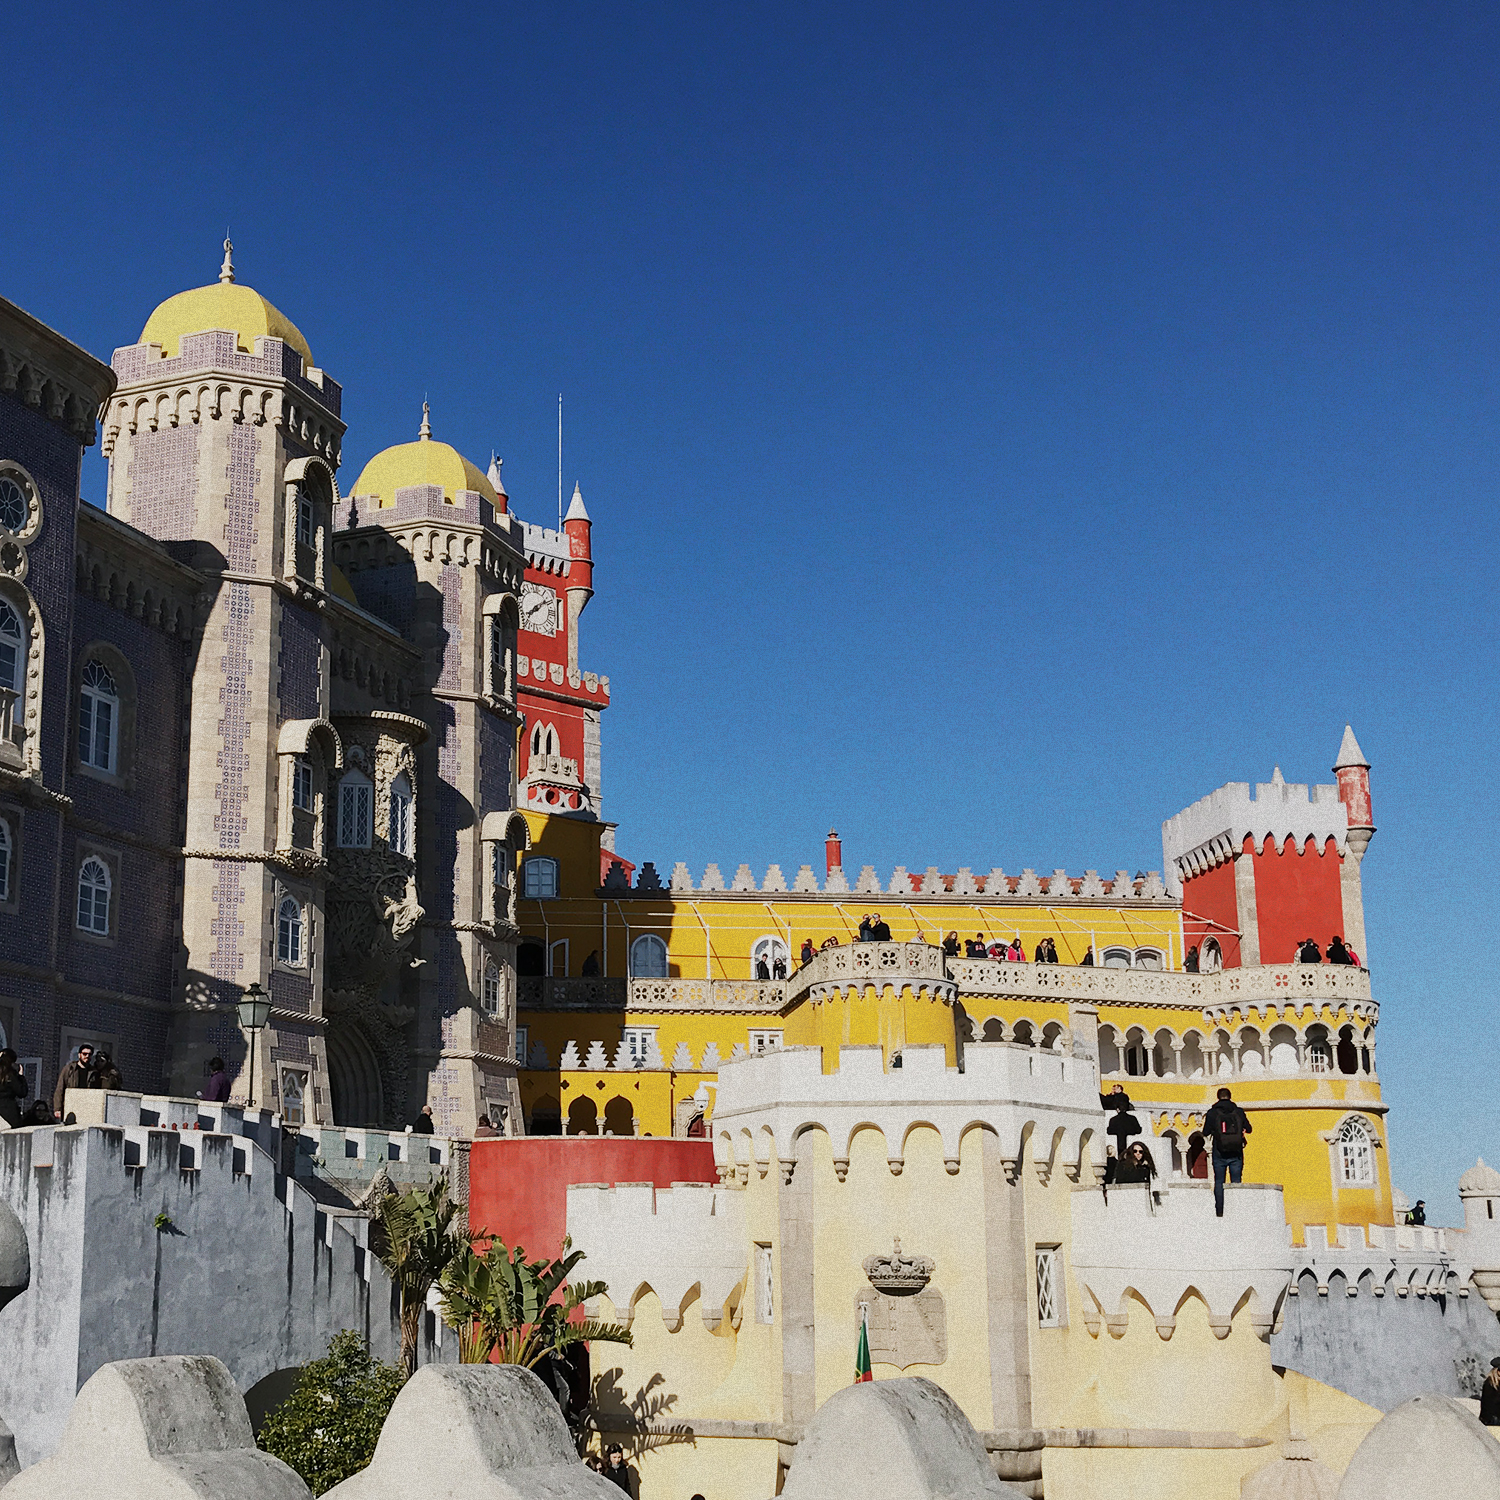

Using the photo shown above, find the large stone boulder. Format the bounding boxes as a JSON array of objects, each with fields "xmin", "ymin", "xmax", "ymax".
[
  {"xmin": 780, "ymin": 1377, "xmax": 1025, "ymax": 1500},
  {"xmin": 321, "ymin": 1363, "xmax": 616, "ymax": 1498},
  {"xmin": 1337, "ymin": 1393, "xmax": 1500, "ymax": 1500},
  {"xmin": 3, "ymin": 1354, "xmax": 309, "ymax": 1499}
]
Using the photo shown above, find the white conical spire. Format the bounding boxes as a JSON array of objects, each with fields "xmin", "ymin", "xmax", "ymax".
[
  {"xmin": 219, "ymin": 235, "xmax": 235, "ymax": 284},
  {"xmin": 1334, "ymin": 724, "xmax": 1369, "ymax": 770},
  {"xmin": 1271, "ymin": 765, "xmax": 1284, "ymax": 785},
  {"xmin": 418, "ymin": 401, "xmax": 432, "ymax": 441},
  {"xmin": 486, "ymin": 453, "xmax": 506, "ymax": 496},
  {"xmin": 564, "ymin": 481, "xmax": 589, "ymax": 522}
]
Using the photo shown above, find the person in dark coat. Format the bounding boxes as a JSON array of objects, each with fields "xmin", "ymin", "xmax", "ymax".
[
  {"xmin": 1101, "ymin": 1084, "xmax": 1141, "ymax": 1156},
  {"xmin": 870, "ymin": 915, "xmax": 892, "ymax": 941},
  {"xmin": 89, "ymin": 1050, "xmax": 123, "ymax": 1091},
  {"xmin": 1080, "ymin": 946, "xmax": 1095, "ymax": 967},
  {"xmin": 1326, "ymin": 936, "xmax": 1353, "ymax": 965},
  {"xmin": 1184, "ymin": 945, "xmax": 1200, "ymax": 973},
  {"xmin": 0, "ymin": 1050, "xmax": 26, "ymax": 1128},
  {"xmin": 1203, "ymin": 1086, "xmax": 1252, "ymax": 1217},
  {"xmin": 755, "ymin": 956, "xmax": 771, "ymax": 980},
  {"xmin": 1185, "ymin": 1130, "xmax": 1209, "ymax": 1180},
  {"xmin": 1114, "ymin": 1141, "xmax": 1156, "ymax": 1184},
  {"xmin": 25, "ymin": 1100, "xmax": 54, "ymax": 1125},
  {"xmin": 858, "ymin": 915, "xmax": 873, "ymax": 942},
  {"xmin": 412, "ymin": 1105, "xmax": 435, "ymax": 1134},
  {"xmin": 581, "ymin": 950, "xmax": 601, "ymax": 977},
  {"xmin": 52, "ymin": 1044, "xmax": 93, "ymax": 1117},
  {"xmin": 603, "ymin": 1443, "xmax": 635, "ymax": 1493},
  {"xmin": 1481, "ymin": 1359, "xmax": 1500, "ymax": 1426},
  {"xmin": 1407, "ymin": 1200, "xmax": 1427, "ymax": 1226},
  {"xmin": 202, "ymin": 1057, "xmax": 231, "ymax": 1103}
]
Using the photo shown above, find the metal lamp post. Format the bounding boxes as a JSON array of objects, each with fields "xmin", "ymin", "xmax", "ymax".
[{"xmin": 236, "ymin": 982, "xmax": 271, "ymax": 1109}]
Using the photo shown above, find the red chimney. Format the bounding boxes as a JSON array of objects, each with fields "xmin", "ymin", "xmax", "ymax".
[{"xmin": 825, "ymin": 828, "xmax": 842, "ymax": 876}]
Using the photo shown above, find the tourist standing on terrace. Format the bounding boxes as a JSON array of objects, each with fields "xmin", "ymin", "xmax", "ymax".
[{"xmin": 1204, "ymin": 1087, "xmax": 1252, "ymax": 1217}]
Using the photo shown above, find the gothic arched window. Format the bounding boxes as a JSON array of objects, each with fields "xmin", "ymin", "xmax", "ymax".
[
  {"xmin": 388, "ymin": 773, "xmax": 414, "ymax": 857},
  {"xmin": 277, "ymin": 895, "xmax": 304, "ymax": 966},
  {"xmin": 630, "ymin": 933, "xmax": 668, "ymax": 979},
  {"xmin": 78, "ymin": 660, "xmax": 119, "ymax": 772},
  {"xmin": 1334, "ymin": 1116, "xmax": 1375, "ymax": 1187},
  {"xmin": 77, "ymin": 856, "xmax": 110, "ymax": 934},
  {"xmin": 0, "ymin": 600, "xmax": 23, "ymax": 694}
]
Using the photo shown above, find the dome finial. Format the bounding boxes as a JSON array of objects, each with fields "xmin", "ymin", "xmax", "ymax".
[
  {"xmin": 419, "ymin": 400, "xmax": 432, "ymax": 441},
  {"xmin": 219, "ymin": 233, "xmax": 235, "ymax": 285}
]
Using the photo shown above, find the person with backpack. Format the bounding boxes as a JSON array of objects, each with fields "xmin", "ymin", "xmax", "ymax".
[{"xmin": 1203, "ymin": 1086, "xmax": 1252, "ymax": 1217}]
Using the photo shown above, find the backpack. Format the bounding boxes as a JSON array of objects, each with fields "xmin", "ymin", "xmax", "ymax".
[{"xmin": 1211, "ymin": 1106, "xmax": 1245, "ymax": 1154}]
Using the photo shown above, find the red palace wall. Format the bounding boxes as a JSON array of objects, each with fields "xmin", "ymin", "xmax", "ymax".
[
  {"xmin": 1251, "ymin": 836, "xmax": 1346, "ymax": 965},
  {"xmin": 467, "ymin": 1137, "xmax": 717, "ymax": 1259},
  {"xmin": 1181, "ymin": 858, "xmax": 1243, "ymax": 967}
]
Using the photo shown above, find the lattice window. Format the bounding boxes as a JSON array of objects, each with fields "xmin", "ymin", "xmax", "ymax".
[
  {"xmin": 748, "ymin": 1029, "xmax": 783, "ymax": 1054},
  {"xmin": 277, "ymin": 895, "xmax": 304, "ymax": 966},
  {"xmin": 1335, "ymin": 1116, "xmax": 1375, "ymax": 1186},
  {"xmin": 0, "ymin": 819, "xmax": 10, "ymax": 902},
  {"xmin": 338, "ymin": 771, "xmax": 372, "ymax": 848},
  {"xmin": 77, "ymin": 661, "xmax": 119, "ymax": 772},
  {"xmin": 291, "ymin": 757, "xmax": 314, "ymax": 812},
  {"xmin": 76, "ymin": 856, "xmax": 110, "ymax": 934},
  {"xmin": 388, "ymin": 773, "xmax": 413, "ymax": 856},
  {"xmin": 621, "ymin": 1026, "xmax": 657, "ymax": 1068},
  {"xmin": 0, "ymin": 479, "xmax": 25, "ymax": 533},
  {"xmin": 1035, "ymin": 1246, "xmax": 1063, "ymax": 1327},
  {"xmin": 296, "ymin": 489, "xmax": 314, "ymax": 547},
  {"xmin": 0, "ymin": 602, "xmax": 20, "ymax": 695},
  {"xmin": 483, "ymin": 960, "xmax": 502, "ymax": 1016}
]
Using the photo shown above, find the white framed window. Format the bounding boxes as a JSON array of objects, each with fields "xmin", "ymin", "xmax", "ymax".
[
  {"xmin": 0, "ymin": 818, "xmax": 10, "ymax": 903},
  {"xmin": 1334, "ymin": 1116, "xmax": 1375, "ymax": 1187},
  {"xmin": 277, "ymin": 895, "xmax": 304, "ymax": 966},
  {"xmin": 629, "ymin": 933, "xmax": 668, "ymax": 978},
  {"xmin": 751, "ymin": 935, "xmax": 789, "ymax": 978},
  {"xmin": 621, "ymin": 1026, "xmax": 658, "ymax": 1068},
  {"xmin": 522, "ymin": 856, "xmax": 558, "ymax": 899},
  {"xmin": 77, "ymin": 660, "xmax": 118, "ymax": 772},
  {"xmin": 1307, "ymin": 1035, "xmax": 1332, "ymax": 1074},
  {"xmin": 338, "ymin": 770, "xmax": 372, "ymax": 849},
  {"xmin": 388, "ymin": 773, "xmax": 413, "ymax": 856},
  {"xmin": 291, "ymin": 757, "xmax": 313, "ymax": 812},
  {"xmin": 483, "ymin": 960, "xmax": 502, "ymax": 1016},
  {"xmin": 755, "ymin": 1243, "xmax": 774, "ymax": 1324},
  {"xmin": 0, "ymin": 478, "xmax": 25, "ymax": 534},
  {"xmin": 748, "ymin": 1029, "xmax": 783, "ymax": 1054},
  {"xmin": 1133, "ymin": 948, "xmax": 1163, "ymax": 971},
  {"xmin": 280, "ymin": 1068, "xmax": 307, "ymax": 1126},
  {"xmin": 1102, "ymin": 947, "xmax": 1133, "ymax": 969},
  {"xmin": 76, "ymin": 856, "xmax": 110, "ymax": 934},
  {"xmin": 514, "ymin": 1024, "xmax": 529, "ymax": 1065},
  {"xmin": 488, "ymin": 616, "xmax": 514, "ymax": 701},
  {"xmin": 296, "ymin": 489, "xmax": 314, "ymax": 547},
  {"xmin": 1035, "ymin": 1245, "xmax": 1063, "ymax": 1327},
  {"xmin": 0, "ymin": 600, "xmax": 22, "ymax": 693},
  {"xmin": 548, "ymin": 939, "xmax": 568, "ymax": 977}
]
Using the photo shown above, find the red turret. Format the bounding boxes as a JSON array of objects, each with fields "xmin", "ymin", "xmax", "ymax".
[
  {"xmin": 825, "ymin": 829, "xmax": 842, "ymax": 877},
  {"xmin": 1333, "ymin": 725, "xmax": 1374, "ymax": 860}
]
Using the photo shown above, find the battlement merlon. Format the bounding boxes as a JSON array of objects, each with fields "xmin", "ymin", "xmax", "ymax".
[
  {"xmin": 711, "ymin": 1042, "xmax": 1104, "ymax": 1180},
  {"xmin": 1161, "ymin": 776, "xmax": 1350, "ymax": 897}
]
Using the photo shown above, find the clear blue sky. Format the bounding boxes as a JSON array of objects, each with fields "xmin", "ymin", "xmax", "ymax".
[{"xmin": 6, "ymin": 1, "xmax": 1497, "ymax": 1216}]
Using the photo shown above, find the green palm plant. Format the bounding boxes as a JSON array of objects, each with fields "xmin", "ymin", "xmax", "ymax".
[
  {"xmin": 368, "ymin": 1180, "xmax": 464, "ymax": 1375},
  {"xmin": 438, "ymin": 1236, "xmax": 632, "ymax": 1368}
]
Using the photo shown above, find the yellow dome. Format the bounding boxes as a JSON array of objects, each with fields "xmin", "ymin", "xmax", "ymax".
[
  {"xmin": 350, "ymin": 407, "xmax": 498, "ymax": 509},
  {"xmin": 140, "ymin": 242, "xmax": 313, "ymax": 366}
]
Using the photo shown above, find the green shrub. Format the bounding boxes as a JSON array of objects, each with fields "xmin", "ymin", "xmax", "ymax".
[{"xmin": 257, "ymin": 1331, "xmax": 406, "ymax": 1495}]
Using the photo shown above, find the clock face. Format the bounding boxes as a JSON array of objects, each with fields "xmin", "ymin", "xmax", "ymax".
[{"xmin": 520, "ymin": 582, "xmax": 558, "ymax": 635}]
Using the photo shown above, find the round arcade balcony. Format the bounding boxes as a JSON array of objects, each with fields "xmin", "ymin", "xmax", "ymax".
[{"xmin": 783, "ymin": 940, "xmax": 953, "ymax": 1006}]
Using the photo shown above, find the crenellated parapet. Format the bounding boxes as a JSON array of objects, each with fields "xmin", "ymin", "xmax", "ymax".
[
  {"xmin": 643, "ymin": 863, "xmax": 1169, "ymax": 899},
  {"xmin": 711, "ymin": 1041, "xmax": 1103, "ymax": 1183},
  {"xmin": 567, "ymin": 1181, "xmax": 747, "ymax": 1331},
  {"xmin": 1070, "ymin": 1181, "xmax": 1293, "ymax": 1340}
]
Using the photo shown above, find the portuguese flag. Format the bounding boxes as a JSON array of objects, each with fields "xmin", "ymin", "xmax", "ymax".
[{"xmin": 855, "ymin": 1313, "xmax": 873, "ymax": 1383}]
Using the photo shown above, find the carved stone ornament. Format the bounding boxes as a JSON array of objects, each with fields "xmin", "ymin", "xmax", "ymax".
[{"xmin": 862, "ymin": 1238, "xmax": 935, "ymax": 1294}]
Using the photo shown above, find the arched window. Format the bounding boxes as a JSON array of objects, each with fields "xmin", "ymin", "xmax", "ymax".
[
  {"xmin": 1334, "ymin": 1116, "xmax": 1375, "ymax": 1187},
  {"xmin": 630, "ymin": 933, "xmax": 668, "ymax": 978},
  {"xmin": 76, "ymin": 856, "xmax": 110, "ymax": 934},
  {"xmin": 482, "ymin": 960, "xmax": 501, "ymax": 1016},
  {"xmin": 78, "ymin": 660, "xmax": 119, "ymax": 772},
  {"xmin": 1202, "ymin": 938, "xmax": 1223, "ymax": 972},
  {"xmin": 0, "ymin": 478, "xmax": 26, "ymax": 533},
  {"xmin": 388, "ymin": 773, "xmax": 413, "ymax": 857},
  {"xmin": 277, "ymin": 895, "xmax": 304, "ymax": 966},
  {"xmin": 0, "ymin": 818, "xmax": 10, "ymax": 903},
  {"xmin": 338, "ymin": 770, "xmax": 372, "ymax": 848},
  {"xmin": 521, "ymin": 856, "xmax": 558, "ymax": 899},
  {"xmin": 1102, "ymin": 947, "xmax": 1132, "ymax": 969},
  {"xmin": 0, "ymin": 600, "xmax": 24, "ymax": 694},
  {"xmin": 751, "ymin": 935, "xmax": 789, "ymax": 979},
  {"xmin": 1133, "ymin": 948, "xmax": 1163, "ymax": 971}
]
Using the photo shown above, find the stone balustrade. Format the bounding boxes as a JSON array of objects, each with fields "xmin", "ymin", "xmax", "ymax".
[
  {"xmin": 1069, "ymin": 1180, "xmax": 1293, "ymax": 1339},
  {"xmin": 949, "ymin": 958, "xmax": 1373, "ymax": 1015},
  {"xmin": 785, "ymin": 940, "xmax": 951, "ymax": 1004},
  {"xmin": 518, "ymin": 976, "xmax": 786, "ymax": 1013}
]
